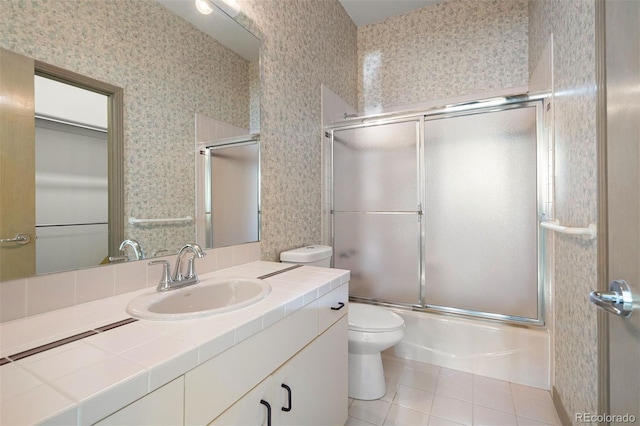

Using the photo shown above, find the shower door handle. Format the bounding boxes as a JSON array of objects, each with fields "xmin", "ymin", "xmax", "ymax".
[{"xmin": 589, "ymin": 280, "xmax": 634, "ymax": 318}]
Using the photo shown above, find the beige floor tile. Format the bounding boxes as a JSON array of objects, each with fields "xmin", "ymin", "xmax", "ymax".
[
  {"xmin": 347, "ymin": 359, "xmax": 561, "ymax": 426},
  {"xmin": 428, "ymin": 415, "xmax": 464, "ymax": 426},
  {"xmin": 473, "ymin": 405, "xmax": 518, "ymax": 426},
  {"xmin": 349, "ymin": 399, "xmax": 392, "ymax": 426},
  {"xmin": 430, "ymin": 394, "xmax": 473, "ymax": 426},
  {"xmin": 473, "ymin": 383, "xmax": 515, "ymax": 414},
  {"xmin": 393, "ymin": 385, "xmax": 435, "ymax": 413},
  {"xmin": 383, "ymin": 404, "xmax": 430, "ymax": 426},
  {"xmin": 401, "ymin": 369, "xmax": 438, "ymax": 392},
  {"xmin": 435, "ymin": 376, "xmax": 473, "ymax": 403},
  {"xmin": 473, "ymin": 374, "xmax": 512, "ymax": 393},
  {"xmin": 513, "ymin": 394, "xmax": 562, "ymax": 425},
  {"xmin": 345, "ymin": 416, "xmax": 378, "ymax": 426},
  {"xmin": 439, "ymin": 368, "xmax": 473, "ymax": 384}
]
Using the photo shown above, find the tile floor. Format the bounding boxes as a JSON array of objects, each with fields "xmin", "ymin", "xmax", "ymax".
[{"xmin": 345, "ymin": 354, "xmax": 563, "ymax": 426}]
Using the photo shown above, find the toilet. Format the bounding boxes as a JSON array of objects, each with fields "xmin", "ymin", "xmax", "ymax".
[
  {"xmin": 280, "ymin": 245, "xmax": 333, "ymax": 267},
  {"xmin": 347, "ymin": 303, "xmax": 405, "ymax": 400},
  {"xmin": 280, "ymin": 245, "xmax": 406, "ymax": 401}
]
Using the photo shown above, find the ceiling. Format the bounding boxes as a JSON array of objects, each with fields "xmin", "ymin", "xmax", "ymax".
[
  {"xmin": 156, "ymin": 0, "xmax": 443, "ymax": 59},
  {"xmin": 339, "ymin": 0, "xmax": 442, "ymax": 26}
]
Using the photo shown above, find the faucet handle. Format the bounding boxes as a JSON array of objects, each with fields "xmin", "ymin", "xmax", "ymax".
[
  {"xmin": 149, "ymin": 260, "xmax": 173, "ymax": 291},
  {"xmin": 184, "ymin": 257, "xmax": 199, "ymax": 282}
]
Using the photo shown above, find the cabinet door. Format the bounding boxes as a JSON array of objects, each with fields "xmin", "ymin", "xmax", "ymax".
[
  {"xmin": 185, "ymin": 302, "xmax": 318, "ymax": 425},
  {"xmin": 209, "ymin": 376, "xmax": 273, "ymax": 426},
  {"xmin": 95, "ymin": 377, "xmax": 184, "ymax": 426},
  {"xmin": 272, "ymin": 316, "xmax": 348, "ymax": 426}
]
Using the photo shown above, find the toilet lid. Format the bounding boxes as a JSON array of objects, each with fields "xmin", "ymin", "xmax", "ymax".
[{"xmin": 348, "ymin": 303, "xmax": 405, "ymax": 333}]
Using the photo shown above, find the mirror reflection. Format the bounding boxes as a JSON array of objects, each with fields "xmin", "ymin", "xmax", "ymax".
[
  {"xmin": 0, "ymin": 0, "xmax": 260, "ymax": 281},
  {"xmin": 35, "ymin": 76, "xmax": 109, "ymax": 274},
  {"xmin": 195, "ymin": 133, "xmax": 260, "ymax": 249}
]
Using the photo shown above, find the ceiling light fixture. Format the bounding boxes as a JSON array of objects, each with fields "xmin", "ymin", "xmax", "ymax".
[{"xmin": 195, "ymin": 0, "xmax": 214, "ymax": 15}]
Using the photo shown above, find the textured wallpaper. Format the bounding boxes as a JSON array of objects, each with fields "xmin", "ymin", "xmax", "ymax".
[
  {"xmin": 236, "ymin": 0, "xmax": 358, "ymax": 261},
  {"xmin": 357, "ymin": 0, "xmax": 529, "ymax": 113},
  {"xmin": 529, "ymin": 0, "xmax": 599, "ymax": 420},
  {"xmin": 0, "ymin": 0, "xmax": 251, "ymax": 256}
]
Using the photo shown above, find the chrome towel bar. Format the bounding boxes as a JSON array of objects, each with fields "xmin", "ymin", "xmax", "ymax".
[
  {"xmin": 540, "ymin": 220, "xmax": 597, "ymax": 240},
  {"xmin": 129, "ymin": 216, "xmax": 193, "ymax": 225}
]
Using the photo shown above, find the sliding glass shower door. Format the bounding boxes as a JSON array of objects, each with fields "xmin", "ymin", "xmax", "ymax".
[
  {"xmin": 423, "ymin": 104, "xmax": 542, "ymax": 320},
  {"xmin": 329, "ymin": 98, "xmax": 546, "ymax": 324},
  {"xmin": 332, "ymin": 120, "xmax": 422, "ymax": 306}
]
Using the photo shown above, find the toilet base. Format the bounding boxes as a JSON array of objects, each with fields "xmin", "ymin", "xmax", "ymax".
[{"xmin": 348, "ymin": 352, "xmax": 386, "ymax": 400}]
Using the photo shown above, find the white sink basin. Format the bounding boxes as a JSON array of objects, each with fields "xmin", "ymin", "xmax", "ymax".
[{"xmin": 127, "ymin": 277, "xmax": 271, "ymax": 320}]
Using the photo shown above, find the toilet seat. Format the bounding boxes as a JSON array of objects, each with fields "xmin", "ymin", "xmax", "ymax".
[{"xmin": 348, "ymin": 303, "xmax": 404, "ymax": 333}]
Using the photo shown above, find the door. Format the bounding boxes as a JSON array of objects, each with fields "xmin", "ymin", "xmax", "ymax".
[
  {"xmin": 0, "ymin": 47, "xmax": 36, "ymax": 280},
  {"xmin": 210, "ymin": 376, "xmax": 274, "ymax": 425},
  {"xmin": 205, "ymin": 141, "xmax": 260, "ymax": 248},
  {"xmin": 592, "ymin": 0, "xmax": 640, "ymax": 421},
  {"xmin": 272, "ymin": 316, "xmax": 348, "ymax": 426},
  {"xmin": 332, "ymin": 120, "xmax": 422, "ymax": 306},
  {"xmin": 423, "ymin": 104, "xmax": 542, "ymax": 322}
]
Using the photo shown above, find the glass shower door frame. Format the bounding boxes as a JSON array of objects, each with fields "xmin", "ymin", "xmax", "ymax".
[
  {"xmin": 329, "ymin": 117, "xmax": 426, "ymax": 308},
  {"xmin": 421, "ymin": 100, "xmax": 547, "ymax": 326},
  {"xmin": 327, "ymin": 96, "xmax": 548, "ymax": 326}
]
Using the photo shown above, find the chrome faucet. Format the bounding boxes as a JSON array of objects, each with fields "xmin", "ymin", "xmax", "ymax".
[
  {"xmin": 119, "ymin": 239, "xmax": 143, "ymax": 261},
  {"xmin": 149, "ymin": 243, "xmax": 206, "ymax": 292},
  {"xmin": 173, "ymin": 243, "xmax": 205, "ymax": 283}
]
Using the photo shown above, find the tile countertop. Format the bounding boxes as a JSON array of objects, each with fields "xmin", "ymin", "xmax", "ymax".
[{"xmin": 0, "ymin": 261, "xmax": 350, "ymax": 426}]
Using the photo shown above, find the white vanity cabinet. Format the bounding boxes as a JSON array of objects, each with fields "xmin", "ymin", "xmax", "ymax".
[
  {"xmin": 0, "ymin": 263, "xmax": 350, "ymax": 426},
  {"xmin": 95, "ymin": 377, "xmax": 185, "ymax": 426},
  {"xmin": 212, "ymin": 316, "xmax": 348, "ymax": 426},
  {"xmin": 185, "ymin": 284, "xmax": 349, "ymax": 426}
]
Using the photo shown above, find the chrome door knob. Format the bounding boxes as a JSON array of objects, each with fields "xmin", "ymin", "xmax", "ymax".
[
  {"xmin": 0, "ymin": 233, "xmax": 31, "ymax": 245},
  {"xmin": 590, "ymin": 280, "xmax": 634, "ymax": 318}
]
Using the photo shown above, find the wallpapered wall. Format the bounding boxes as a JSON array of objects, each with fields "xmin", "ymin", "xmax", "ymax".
[
  {"xmin": 357, "ymin": 0, "xmax": 529, "ymax": 113},
  {"xmin": 529, "ymin": 0, "xmax": 599, "ymax": 419},
  {"xmin": 236, "ymin": 0, "xmax": 358, "ymax": 262},
  {"xmin": 0, "ymin": 0, "xmax": 252, "ymax": 255}
]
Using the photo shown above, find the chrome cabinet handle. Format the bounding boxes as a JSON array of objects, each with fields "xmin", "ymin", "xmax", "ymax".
[
  {"xmin": 0, "ymin": 233, "xmax": 31, "ymax": 245},
  {"xmin": 589, "ymin": 280, "xmax": 634, "ymax": 318}
]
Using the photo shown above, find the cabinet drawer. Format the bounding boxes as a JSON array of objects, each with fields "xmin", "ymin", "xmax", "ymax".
[
  {"xmin": 318, "ymin": 283, "xmax": 349, "ymax": 332},
  {"xmin": 185, "ymin": 300, "xmax": 319, "ymax": 425}
]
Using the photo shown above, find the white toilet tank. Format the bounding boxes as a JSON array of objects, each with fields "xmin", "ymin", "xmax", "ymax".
[{"xmin": 280, "ymin": 245, "xmax": 332, "ymax": 267}]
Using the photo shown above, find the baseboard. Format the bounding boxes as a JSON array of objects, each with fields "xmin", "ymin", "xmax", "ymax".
[{"xmin": 552, "ymin": 386, "xmax": 572, "ymax": 426}]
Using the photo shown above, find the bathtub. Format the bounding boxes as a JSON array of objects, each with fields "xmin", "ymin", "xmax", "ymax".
[{"xmin": 385, "ymin": 309, "xmax": 550, "ymax": 390}]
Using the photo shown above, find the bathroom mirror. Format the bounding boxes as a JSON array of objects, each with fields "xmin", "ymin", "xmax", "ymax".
[{"xmin": 0, "ymin": 0, "xmax": 260, "ymax": 281}]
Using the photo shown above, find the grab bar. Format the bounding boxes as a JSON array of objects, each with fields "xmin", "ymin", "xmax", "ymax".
[
  {"xmin": 129, "ymin": 216, "xmax": 193, "ymax": 225},
  {"xmin": 540, "ymin": 221, "xmax": 597, "ymax": 240}
]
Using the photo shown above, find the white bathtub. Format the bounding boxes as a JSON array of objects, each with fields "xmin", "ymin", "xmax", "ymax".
[{"xmin": 385, "ymin": 309, "xmax": 550, "ymax": 390}]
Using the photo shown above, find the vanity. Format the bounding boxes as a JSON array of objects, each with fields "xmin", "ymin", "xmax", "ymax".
[{"xmin": 0, "ymin": 262, "xmax": 349, "ymax": 425}]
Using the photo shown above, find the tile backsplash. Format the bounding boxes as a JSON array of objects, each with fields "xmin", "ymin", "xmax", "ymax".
[{"xmin": 0, "ymin": 242, "xmax": 261, "ymax": 323}]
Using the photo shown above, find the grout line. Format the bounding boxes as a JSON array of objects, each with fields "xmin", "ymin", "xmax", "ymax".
[
  {"xmin": 256, "ymin": 264, "xmax": 303, "ymax": 280},
  {"xmin": 95, "ymin": 317, "xmax": 138, "ymax": 332},
  {"xmin": 7, "ymin": 330, "xmax": 98, "ymax": 361},
  {"xmin": 4, "ymin": 318, "xmax": 138, "ymax": 363}
]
